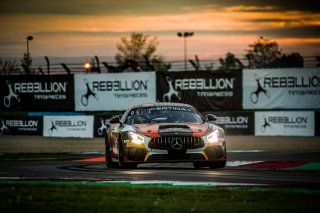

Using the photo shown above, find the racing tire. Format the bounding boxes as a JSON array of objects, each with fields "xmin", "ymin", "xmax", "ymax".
[
  {"xmin": 119, "ymin": 161, "xmax": 138, "ymax": 169},
  {"xmin": 208, "ymin": 143, "xmax": 227, "ymax": 169},
  {"xmin": 118, "ymin": 143, "xmax": 138, "ymax": 169},
  {"xmin": 208, "ymin": 160, "xmax": 226, "ymax": 169},
  {"xmin": 105, "ymin": 137, "xmax": 118, "ymax": 168},
  {"xmin": 193, "ymin": 162, "xmax": 207, "ymax": 169}
]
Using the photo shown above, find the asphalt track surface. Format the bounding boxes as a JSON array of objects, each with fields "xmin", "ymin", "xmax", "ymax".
[
  {"xmin": 0, "ymin": 136, "xmax": 320, "ymax": 188},
  {"xmin": 1, "ymin": 151, "xmax": 320, "ymax": 188}
]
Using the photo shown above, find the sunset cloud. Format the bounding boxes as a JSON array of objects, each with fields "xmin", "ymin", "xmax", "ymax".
[{"xmin": 1, "ymin": 0, "xmax": 319, "ymax": 58}]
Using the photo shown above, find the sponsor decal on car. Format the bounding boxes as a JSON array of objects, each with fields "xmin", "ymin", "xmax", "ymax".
[{"xmin": 158, "ymin": 128, "xmax": 192, "ymax": 133}]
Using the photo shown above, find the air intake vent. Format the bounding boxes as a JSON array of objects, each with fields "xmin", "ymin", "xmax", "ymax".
[
  {"xmin": 158, "ymin": 124, "xmax": 189, "ymax": 129},
  {"xmin": 149, "ymin": 136, "xmax": 204, "ymax": 150}
]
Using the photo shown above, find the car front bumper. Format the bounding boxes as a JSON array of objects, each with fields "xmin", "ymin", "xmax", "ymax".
[{"xmin": 123, "ymin": 136, "xmax": 226, "ymax": 163}]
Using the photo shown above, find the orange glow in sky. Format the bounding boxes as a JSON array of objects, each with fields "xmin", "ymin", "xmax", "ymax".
[{"xmin": 0, "ymin": 0, "xmax": 319, "ymax": 59}]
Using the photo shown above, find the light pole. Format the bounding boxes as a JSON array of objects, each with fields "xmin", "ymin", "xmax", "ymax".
[
  {"xmin": 177, "ymin": 32, "xmax": 194, "ymax": 71},
  {"xmin": 26, "ymin": 35, "xmax": 33, "ymax": 55}
]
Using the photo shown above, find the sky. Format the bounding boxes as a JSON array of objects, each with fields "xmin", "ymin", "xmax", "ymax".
[{"xmin": 1, "ymin": 0, "xmax": 320, "ymax": 60}]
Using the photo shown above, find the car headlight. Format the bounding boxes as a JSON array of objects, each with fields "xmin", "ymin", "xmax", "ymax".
[
  {"xmin": 206, "ymin": 130, "xmax": 220, "ymax": 144},
  {"xmin": 128, "ymin": 132, "xmax": 145, "ymax": 145}
]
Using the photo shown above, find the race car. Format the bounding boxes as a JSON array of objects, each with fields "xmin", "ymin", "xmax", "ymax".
[{"xmin": 105, "ymin": 103, "xmax": 226, "ymax": 169}]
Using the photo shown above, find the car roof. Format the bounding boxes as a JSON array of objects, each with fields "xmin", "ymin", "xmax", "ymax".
[{"xmin": 129, "ymin": 102, "xmax": 193, "ymax": 109}]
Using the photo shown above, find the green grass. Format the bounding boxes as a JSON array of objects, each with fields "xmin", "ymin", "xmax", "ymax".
[{"xmin": 1, "ymin": 183, "xmax": 320, "ymax": 213}]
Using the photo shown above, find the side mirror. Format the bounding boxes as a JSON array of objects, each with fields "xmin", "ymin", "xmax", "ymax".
[
  {"xmin": 205, "ymin": 114, "xmax": 217, "ymax": 122},
  {"xmin": 109, "ymin": 116, "xmax": 121, "ymax": 124}
]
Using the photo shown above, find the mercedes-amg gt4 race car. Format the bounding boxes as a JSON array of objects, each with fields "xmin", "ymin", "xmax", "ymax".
[{"xmin": 105, "ymin": 103, "xmax": 226, "ymax": 169}]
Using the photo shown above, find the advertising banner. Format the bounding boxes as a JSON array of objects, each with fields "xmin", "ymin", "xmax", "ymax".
[
  {"xmin": 0, "ymin": 116, "xmax": 42, "ymax": 135},
  {"xmin": 156, "ymin": 71, "xmax": 242, "ymax": 111},
  {"xmin": 315, "ymin": 112, "xmax": 320, "ymax": 136},
  {"xmin": 243, "ymin": 68, "xmax": 320, "ymax": 109},
  {"xmin": 43, "ymin": 116, "xmax": 94, "ymax": 138},
  {"xmin": 74, "ymin": 72, "xmax": 156, "ymax": 111},
  {"xmin": 202, "ymin": 111, "xmax": 254, "ymax": 135},
  {"xmin": 255, "ymin": 111, "xmax": 314, "ymax": 136},
  {"xmin": 0, "ymin": 75, "xmax": 74, "ymax": 111}
]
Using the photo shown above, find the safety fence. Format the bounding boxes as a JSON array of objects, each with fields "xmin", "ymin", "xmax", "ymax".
[{"xmin": 1, "ymin": 55, "xmax": 319, "ymax": 75}]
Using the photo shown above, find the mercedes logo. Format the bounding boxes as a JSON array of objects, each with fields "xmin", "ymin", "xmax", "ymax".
[{"xmin": 171, "ymin": 137, "xmax": 183, "ymax": 150}]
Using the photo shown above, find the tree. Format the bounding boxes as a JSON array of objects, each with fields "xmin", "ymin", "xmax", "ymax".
[
  {"xmin": 218, "ymin": 52, "xmax": 243, "ymax": 70},
  {"xmin": 21, "ymin": 53, "xmax": 34, "ymax": 74},
  {"xmin": 148, "ymin": 55, "xmax": 171, "ymax": 72},
  {"xmin": 269, "ymin": 53, "xmax": 304, "ymax": 68},
  {"xmin": 246, "ymin": 36, "xmax": 282, "ymax": 68},
  {"xmin": 0, "ymin": 58, "xmax": 20, "ymax": 75},
  {"xmin": 115, "ymin": 32, "xmax": 170, "ymax": 71}
]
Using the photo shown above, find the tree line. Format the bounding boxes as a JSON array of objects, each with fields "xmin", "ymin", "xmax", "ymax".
[{"xmin": 1, "ymin": 33, "xmax": 319, "ymax": 75}]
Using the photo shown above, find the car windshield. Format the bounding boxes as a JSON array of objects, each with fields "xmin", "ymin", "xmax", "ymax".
[{"xmin": 125, "ymin": 106, "xmax": 204, "ymax": 125}]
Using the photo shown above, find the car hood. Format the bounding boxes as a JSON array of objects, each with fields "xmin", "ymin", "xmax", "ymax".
[{"xmin": 133, "ymin": 123, "xmax": 209, "ymax": 138}]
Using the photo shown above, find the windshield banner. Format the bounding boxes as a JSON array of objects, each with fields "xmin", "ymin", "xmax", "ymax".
[
  {"xmin": 74, "ymin": 72, "xmax": 156, "ymax": 111},
  {"xmin": 243, "ymin": 68, "xmax": 320, "ymax": 109},
  {"xmin": 156, "ymin": 71, "xmax": 242, "ymax": 111}
]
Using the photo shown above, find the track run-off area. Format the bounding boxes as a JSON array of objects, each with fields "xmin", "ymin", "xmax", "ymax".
[{"xmin": 0, "ymin": 135, "xmax": 320, "ymax": 190}]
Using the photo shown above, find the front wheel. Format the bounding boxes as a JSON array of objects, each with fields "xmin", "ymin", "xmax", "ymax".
[
  {"xmin": 208, "ymin": 160, "xmax": 226, "ymax": 169},
  {"xmin": 118, "ymin": 147, "xmax": 137, "ymax": 169},
  {"xmin": 105, "ymin": 137, "xmax": 118, "ymax": 168},
  {"xmin": 119, "ymin": 161, "xmax": 138, "ymax": 169},
  {"xmin": 193, "ymin": 162, "xmax": 207, "ymax": 169}
]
